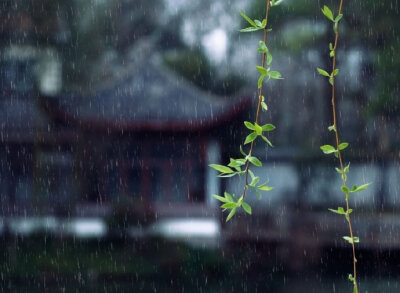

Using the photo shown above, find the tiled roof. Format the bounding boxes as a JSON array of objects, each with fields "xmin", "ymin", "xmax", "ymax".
[{"xmin": 52, "ymin": 56, "xmax": 249, "ymax": 131}]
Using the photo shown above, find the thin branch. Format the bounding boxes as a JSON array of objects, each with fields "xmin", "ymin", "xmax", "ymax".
[
  {"xmin": 330, "ymin": 1, "xmax": 358, "ymax": 292},
  {"xmin": 242, "ymin": 0, "xmax": 272, "ymax": 199}
]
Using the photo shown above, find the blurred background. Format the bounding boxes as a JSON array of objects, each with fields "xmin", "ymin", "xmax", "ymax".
[{"xmin": 0, "ymin": 0, "xmax": 399, "ymax": 292}]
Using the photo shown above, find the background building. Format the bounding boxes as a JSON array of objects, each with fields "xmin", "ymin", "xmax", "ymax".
[{"xmin": 0, "ymin": 0, "xmax": 399, "ymax": 291}]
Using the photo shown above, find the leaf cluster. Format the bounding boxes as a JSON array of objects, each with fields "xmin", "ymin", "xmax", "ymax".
[
  {"xmin": 316, "ymin": 67, "xmax": 339, "ymax": 85},
  {"xmin": 239, "ymin": 11, "xmax": 268, "ymax": 33},
  {"xmin": 256, "ymin": 65, "xmax": 283, "ymax": 88},
  {"xmin": 316, "ymin": 5, "xmax": 344, "ymax": 85},
  {"xmin": 244, "ymin": 121, "xmax": 275, "ymax": 146},
  {"xmin": 256, "ymin": 41, "xmax": 283, "ymax": 88},
  {"xmin": 321, "ymin": 5, "xmax": 343, "ymax": 34},
  {"xmin": 209, "ymin": 120, "xmax": 275, "ymax": 221},
  {"xmin": 212, "ymin": 179, "xmax": 273, "ymax": 222},
  {"xmin": 212, "ymin": 192, "xmax": 252, "ymax": 222},
  {"xmin": 320, "ymin": 141, "xmax": 348, "ymax": 157},
  {"xmin": 208, "ymin": 126, "xmax": 274, "ymax": 179}
]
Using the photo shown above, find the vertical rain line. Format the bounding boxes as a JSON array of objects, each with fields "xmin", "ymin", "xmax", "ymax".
[{"xmin": 329, "ymin": 1, "xmax": 359, "ymax": 292}]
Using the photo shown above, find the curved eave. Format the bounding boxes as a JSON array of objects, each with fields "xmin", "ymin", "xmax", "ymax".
[{"xmin": 42, "ymin": 96, "xmax": 251, "ymax": 133}]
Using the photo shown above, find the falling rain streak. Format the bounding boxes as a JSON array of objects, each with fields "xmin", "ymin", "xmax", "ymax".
[{"xmin": 0, "ymin": 0, "xmax": 398, "ymax": 292}]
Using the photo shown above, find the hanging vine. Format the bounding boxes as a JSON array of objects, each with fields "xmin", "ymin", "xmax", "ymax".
[
  {"xmin": 209, "ymin": 0, "xmax": 283, "ymax": 221},
  {"xmin": 317, "ymin": 2, "xmax": 371, "ymax": 293}
]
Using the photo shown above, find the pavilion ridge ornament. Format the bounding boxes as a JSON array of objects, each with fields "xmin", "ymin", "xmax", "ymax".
[
  {"xmin": 317, "ymin": 2, "xmax": 371, "ymax": 293},
  {"xmin": 209, "ymin": 0, "xmax": 283, "ymax": 221}
]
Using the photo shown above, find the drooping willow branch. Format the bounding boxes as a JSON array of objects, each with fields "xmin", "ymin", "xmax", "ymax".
[
  {"xmin": 209, "ymin": 0, "xmax": 283, "ymax": 221},
  {"xmin": 317, "ymin": 2, "xmax": 370, "ymax": 293}
]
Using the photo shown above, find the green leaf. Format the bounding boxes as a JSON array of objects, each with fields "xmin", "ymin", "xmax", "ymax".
[
  {"xmin": 262, "ymin": 123, "xmax": 276, "ymax": 131},
  {"xmin": 261, "ymin": 101, "xmax": 268, "ymax": 111},
  {"xmin": 328, "ymin": 207, "xmax": 346, "ymax": 215},
  {"xmin": 343, "ymin": 236, "xmax": 359, "ymax": 244},
  {"xmin": 343, "ymin": 236, "xmax": 352, "ymax": 243},
  {"xmin": 242, "ymin": 202, "xmax": 252, "ymax": 215},
  {"xmin": 239, "ymin": 145, "xmax": 246, "ymax": 156},
  {"xmin": 226, "ymin": 207, "xmax": 237, "ymax": 222},
  {"xmin": 271, "ymin": 0, "xmax": 283, "ymax": 7},
  {"xmin": 256, "ymin": 66, "xmax": 268, "ymax": 75},
  {"xmin": 213, "ymin": 194, "xmax": 229, "ymax": 203},
  {"xmin": 258, "ymin": 75, "xmax": 264, "ymax": 88},
  {"xmin": 228, "ymin": 158, "xmax": 243, "ymax": 169},
  {"xmin": 335, "ymin": 14, "xmax": 343, "ymax": 23},
  {"xmin": 261, "ymin": 19, "xmax": 267, "ymax": 28},
  {"xmin": 334, "ymin": 22, "xmax": 338, "ymax": 33},
  {"xmin": 330, "ymin": 50, "xmax": 335, "ymax": 58},
  {"xmin": 350, "ymin": 183, "xmax": 372, "ymax": 193},
  {"xmin": 338, "ymin": 142, "xmax": 349, "ymax": 150},
  {"xmin": 333, "ymin": 68, "xmax": 339, "ymax": 76},
  {"xmin": 257, "ymin": 41, "xmax": 268, "ymax": 54},
  {"xmin": 344, "ymin": 163, "xmax": 350, "ymax": 173},
  {"xmin": 218, "ymin": 173, "xmax": 238, "ymax": 178},
  {"xmin": 261, "ymin": 135, "xmax": 273, "ymax": 147},
  {"xmin": 221, "ymin": 202, "xmax": 238, "ymax": 209},
  {"xmin": 244, "ymin": 132, "xmax": 258, "ymax": 144},
  {"xmin": 249, "ymin": 156, "xmax": 262, "ymax": 167},
  {"xmin": 244, "ymin": 121, "xmax": 255, "ymax": 130},
  {"xmin": 317, "ymin": 68, "xmax": 330, "ymax": 77},
  {"xmin": 258, "ymin": 184, "xmax": 273, "ymax": 191},
  {"xmin": 240, "ymin": 27, "xmax": 263, "ymax": 33},
  {"xmin": 209, "ymin": 164, "xmax": 234, "ymax": 174},
  {"xmin": 224, "ymin": 192, "xmax": 234, "ymax": 202},
  {"xmin": 329, "ymin": 43, "xmax": 333, "ymax": 50},
  {"xmin": 238, "ymin": 160, "xmax": 246, "ymax": 166},
  {"xmin": 320, "ymin": 144, "xmax": 336, "ymax": 154},
  {"xmin": 261, "ymin": 95, "xmax": 268, "ymax": 111},
  {"xmin": 348, "ymin": 274, "xmax": 355, "ymax": 282},
  {"xmin": 239, "ymin": 11, "xmax": 256, "ymax": 27},
  {"xmin": 329, "ymin": 76, "xmax": 334, "ymax": 86},
  {"xmin": 328, "ymin": 125, "xmax": 336, "ymax": 132},
  {"xmin": 335, "ymin": 163, "xmax": 350, "ymax": 175},
  {"xmin": 254, "ymin": 123, "xmax": 263, "ymax": 135},
  {"xmin": 227, "ymin": 160, "xmax": 240, "ymax": 170},
  {"xmin": 254, "ymin": 19, "xmax": 262, "ymax": 27},
  {"xmin": 248, "ymin": 169, "xmax": 255, "ymax": 181},
  {"xmin": 249, "ymin": 176, "xmax": 260, "ymax": 187},
  {"xmin": 341, "ymin": 186, "xmax": 349, "ymax": 193},
  {"xmin": 236, "ymin": 158, "xmax": 247, "ymax": 166},
  {"xmin": 255, "ymin": 189, "xmax": 262, "ymax": 199},
  {"xmin": 267, "ymin": 53, "xmax": 273, "ymax": 66},
  {"xmin": 268, "ymin": 70, "xmax": 283, "ymax": 79},
  {"xmin": 321, "ymin": 5, "xmax": 334, "ymax": 22}
]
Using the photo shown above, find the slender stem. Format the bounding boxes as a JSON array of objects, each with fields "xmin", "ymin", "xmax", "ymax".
[
  {"xmin": 242, "ymin": 0, "xmax": 271, "ymax": 199},
  {"xmin": 330, "ymin": 1, "xmax": 358, "ymax": 292}
]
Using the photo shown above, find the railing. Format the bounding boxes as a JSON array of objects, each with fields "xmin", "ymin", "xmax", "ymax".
[{"xmin": 222, "ymin": 150, "xmax": 400, "ymax": 249}]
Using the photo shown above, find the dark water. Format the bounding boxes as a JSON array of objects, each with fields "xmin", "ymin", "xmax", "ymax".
[
  {"xmin": 1, "ymin": 237, "xmax": 399, "ymax": 292},
  {"xmin": 6, "ymin": 277, "xmax": 399, "ymax": 292}
]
